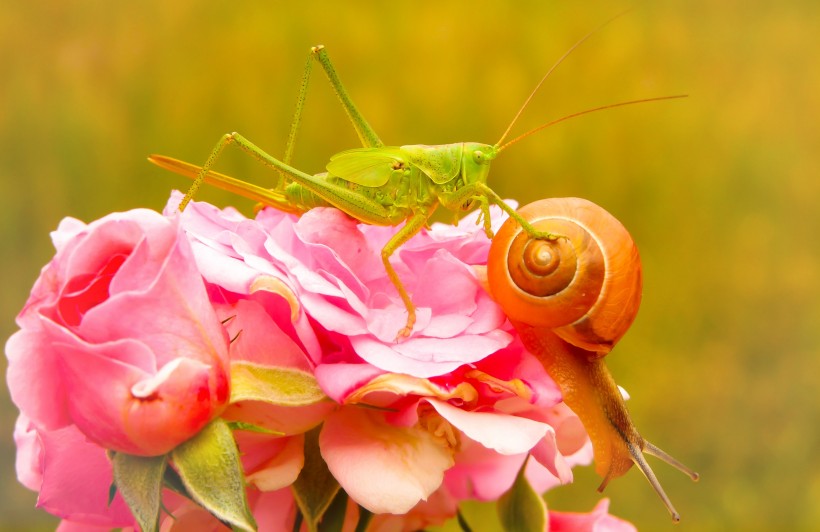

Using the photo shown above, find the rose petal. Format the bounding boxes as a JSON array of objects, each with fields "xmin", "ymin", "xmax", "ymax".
[
  {"xmin": 242, "ymin": 434, "xmax": 305, "ymax": 492},
  {"xmin": 352, "ymin": 330, "xmax": 512, "ymax": 378},
  {"xmin": 548, "ymin": 498, "xmax": 637, "ymax": 532},
  {"xmin": 320, "ymin": 407, "xmax": 453, "ymax": 514},
  {"xmin": 13, "ymin": 414, "xmax": 43, "ymax": 492},
  {"xmin": 444, "ymin": 437, "xmax": 527, "ymax": 501},
  {"xmin": 37, "ymin": 425, "xmax": 133, "ymax": 527},
  {"xmin": 427, "ymin": 399, "xmax": 548, "ymax": 455}
]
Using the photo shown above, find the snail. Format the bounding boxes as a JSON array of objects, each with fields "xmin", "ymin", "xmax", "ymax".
[{"xmin": 486, "ymin": 197, "xmax": 698, "ymax": 521}]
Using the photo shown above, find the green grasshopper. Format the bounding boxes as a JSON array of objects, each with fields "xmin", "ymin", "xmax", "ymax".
[{"xmin": 150, "ymin": 31, "xmax": 683, "ymax": 339}]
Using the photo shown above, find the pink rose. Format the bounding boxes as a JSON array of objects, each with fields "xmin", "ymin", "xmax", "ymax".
[
  {"xmin": 167, "ymin": 192, "xmax": 511, "ymax": 378},
  {"xmin": 6, "ymin": 209, "xmax": 230, "ymax": 456}
]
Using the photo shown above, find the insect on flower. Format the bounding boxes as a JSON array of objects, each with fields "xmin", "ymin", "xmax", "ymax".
[{"xmin": 149, "ymin": 19, "xmax": 684, "ymax": 340}]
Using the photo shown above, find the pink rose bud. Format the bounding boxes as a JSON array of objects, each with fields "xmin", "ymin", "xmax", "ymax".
[{"xmin": 6, "ymin": 209, "xmax": 230, "ymax": 456}]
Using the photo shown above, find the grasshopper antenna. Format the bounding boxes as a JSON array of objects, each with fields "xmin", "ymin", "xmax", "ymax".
[
  {"xmin": 495, "ymin": 9, "xmax": 633, "ymax": 148},
  {"xmin": 496, "ymin": 94, "xmax": 688, "ymax": 153}
]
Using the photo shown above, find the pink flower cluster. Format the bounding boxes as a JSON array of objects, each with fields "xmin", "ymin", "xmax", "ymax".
[{"xmin": 6, "ymin": 192, "xmax": 635, "ymax": 531}]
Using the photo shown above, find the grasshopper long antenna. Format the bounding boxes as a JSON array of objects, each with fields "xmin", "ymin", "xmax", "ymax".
[
  {"xmin": 496, "ymin": 94, "xmax": 688, "ymax": 153},
  {"xmin": 495, "ymin": 9, "xmax": 632, "ymax": 147}
]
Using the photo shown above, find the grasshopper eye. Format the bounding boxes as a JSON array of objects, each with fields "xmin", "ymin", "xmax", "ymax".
[{"xmin": 473, "ymin": 150, "xmax": 486, "ymax": 164}]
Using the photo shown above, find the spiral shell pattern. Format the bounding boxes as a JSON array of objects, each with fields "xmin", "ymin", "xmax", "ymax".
[{"xmin": 487, "ymin": 197, "xmax": 642, "ymax": 354}]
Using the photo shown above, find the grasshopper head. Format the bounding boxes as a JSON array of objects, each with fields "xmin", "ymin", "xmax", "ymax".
[
  {"xmin": 461, "ymin": 142, "xmax": 498, "ymax": 187},
  {"xmin": 454, "ymin": 142, "xmax": 498, "ymax": 211},
  {"xmin": 456, "ymin": 142, "xmax": 497, "ymax": 210}
]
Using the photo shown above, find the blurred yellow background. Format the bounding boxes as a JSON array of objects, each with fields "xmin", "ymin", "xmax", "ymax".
[{"xmin": 1, "ymin": 1, "xmax": 817, "ymax": 530}]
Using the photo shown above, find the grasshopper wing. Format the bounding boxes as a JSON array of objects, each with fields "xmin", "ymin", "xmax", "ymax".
[{"xmin": 327, "ymin": 147, "xmax": 408, "ymax": 187}]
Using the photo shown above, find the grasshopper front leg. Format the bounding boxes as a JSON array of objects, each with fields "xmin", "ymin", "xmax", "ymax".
[
  {"xmin": 439, "ymin": 184, "xmax": 563, "ymax": 242},
  {"xmin": 381, "ymin": 208, "xmax": 436, "ymax": 340}
]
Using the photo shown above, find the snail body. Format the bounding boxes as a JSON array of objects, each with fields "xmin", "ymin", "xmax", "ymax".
[{"xmin": 487, "ymin": 197, "xmax": 697, "ymax": 521}]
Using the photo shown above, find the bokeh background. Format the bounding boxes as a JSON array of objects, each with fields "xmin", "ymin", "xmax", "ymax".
[{"xmin": 1, "ymin": 1, "xmax": 817, "ymax": 530}]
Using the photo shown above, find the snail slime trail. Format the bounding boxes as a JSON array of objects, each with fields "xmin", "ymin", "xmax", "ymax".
[{"xmin": 486, "ymin": 198, "xmax": 699, "ymax": 522}]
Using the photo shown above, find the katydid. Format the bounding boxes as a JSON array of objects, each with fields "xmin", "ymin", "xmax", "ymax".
[{"xmin": 149, "ymin": 32, "xmax": 684, "ymax": 339}]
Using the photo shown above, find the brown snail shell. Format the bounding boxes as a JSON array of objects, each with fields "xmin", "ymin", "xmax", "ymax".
[{"xmin": 487, "ymin": 197, "xmax": 642, "ymax": 354}]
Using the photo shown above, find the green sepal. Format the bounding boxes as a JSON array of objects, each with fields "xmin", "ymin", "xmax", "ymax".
[
  {"xmin": 354, "ymin": 505, "xmax": 374, "ymax": 532},
  {"xmin": 456, "ymin": 508, "xmax": 474, "ymax": 532},
  {"xmin": 227, "ymin": 420, "xmax": 284, "ymax": 435},
  {"xmin": 318, "ymin": 488, "xmax": 348, "ymax": 532},
  {"xmin": 111, "ymin": 452, "xmax": 168, "ymax": 532},
  {"xmin": 230, "ymin": 361, "xmax": 326, "ymax": 406},
  {"xmin": 496, "ymin": 458, "xmax": 547, "ymax": 532},
  {"xmin": 291, "ymin": 425, "xmax": 340, "ymax": 532},
  {"xmin": 171, "ymin": 418, "xmax": 256, "ymax": 532}
]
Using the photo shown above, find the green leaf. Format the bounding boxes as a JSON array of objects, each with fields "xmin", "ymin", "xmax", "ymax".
[
  {"xmin": 291, "ymin": 425, "xmax": 340, "ymax": 532},
  {"xmin": 172, "ymin": 418, "xmax": 256, "ymax": 532},
  {"xmin": 112, "ymin": 452, "xmax": 168, "ymax": 532},
  {"xmin": 230, "ymin": 361, "xmax": 326, "ymax": 406},
  {"xmin": 497, "ymin": 458, "xmax": 547, "ymax": 532}
]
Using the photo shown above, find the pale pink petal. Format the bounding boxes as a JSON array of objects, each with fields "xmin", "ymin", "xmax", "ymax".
[
  {"xmin": 293, "ymin": 207, "xmax": 375, "ymax": 275},
  {"xmin": 369, "ymin": 488, "xmax": 458, "ymax": 531},
  {"xmin": 225, "ymin": 299, "xmax": 312, "ymax": 371},
  {"xmin": 411, "ymin": 252, "xmax": 478, "ymax": 315},
  {"xmin": 444, "ymin": 437, "xmax": 527, "ymax": 501},
  {"xmin": 314, "ymin": 363, "xmax": 386, "ymax": 403},
  {"xmin": 6, "ymin": 328, "xmax": 71, "ymax": 430},
  {"xmin": 242, "ymin": 434, "xmax": 305, "ymax": 492},
  {"xmin": 346, "ymin": 373, "xmax": 479, "ymax": 409},
  {"xmin": 158, "ymin": 499, "xmax": 229, "ymax": 532},
  {"xmin": 57, "ymin": 522, "xmax": 114, "ymax": 532},
  {"xmin": 250, "ymin": 488, "xmax": 300, "ymax": 532},
  {"xmin": 320, "ymin": 407, "xmax": 454, "ymax": 514},
  {"xmin": 242, "ymin": 287, "xmax": 323, "ymax": 365},
  {"xmin": 222, "ymin": 400, "xmax": 332, "ymax": 436},
  {"xmin": 188, "ymin": 241, "xmax": 260, "ymax": 294},
  {"xmin": 13, "ymin": 414, "xmax": 43, "ymax": 492},
  {"xmin": 549, "ymin": 499, "xmax": 637, "ymax": 532},
  {"xmin": 37, "ymin": 425, "xmax": 133, "ymax": 527},
  {"xmin": 351, "ymin": 330, "xmax": 511, "ymax": 378},
  {"xmin": 427, "ymin": 399, "xmax": 548, "ymax": 455},
  {"xmin": 473, "ymin": 340, "xmax": 563, "ymax": 408},
  {"xmin": 50, "ymin": 217, "xmax": 88, "ymax": 251},
  {"xmin": 528, "ymin": 431, "xmax": 574, "ymax": 489}
]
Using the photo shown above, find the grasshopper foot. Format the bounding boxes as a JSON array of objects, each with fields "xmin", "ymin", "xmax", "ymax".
[
  {"xmin": 394, "ymin": 312, "xmax": 416, "ymax": 342},
  {"xmin": 532, "ymin": 230, "xmax": 565, "ymax": 242}
]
